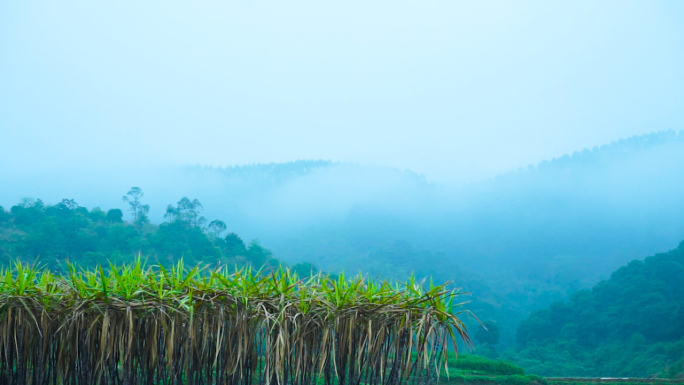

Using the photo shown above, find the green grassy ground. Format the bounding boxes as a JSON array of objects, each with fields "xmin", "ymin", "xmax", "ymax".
[
  {"xmin": 436, "ymin": 354, "xmax": 683, "ymax": 385},
  {"xmin": 546, "ymin": 380, "xmax": 683, "ymax": 385},
  {"xmin": 439, "ymin": 354, "xmax": 546, "ymax": 385}
]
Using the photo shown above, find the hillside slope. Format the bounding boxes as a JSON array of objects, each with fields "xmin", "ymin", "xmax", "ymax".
[
  {"xmin": 511, "ymin": 241, "xmax": 684, "ymax": 377},
  {"xmin": 2, "ymin": 131, "xmax": 684, "ymax": 348}
]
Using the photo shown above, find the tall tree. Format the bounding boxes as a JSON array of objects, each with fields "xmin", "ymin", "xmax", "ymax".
[
  {"xmin": 106, "ymin": 209, "xmax": 123, "ymax": 223},
  {"xmin": 207, "ymin": 220, "xmax": 227, "ymax": 237},
  {"xmin": 122, "ymin": 187, "xmax": 150, "ymax": 226},
  {"xmin": 165, "ymin": 197, "xmax": 206, "ymax": 228}
]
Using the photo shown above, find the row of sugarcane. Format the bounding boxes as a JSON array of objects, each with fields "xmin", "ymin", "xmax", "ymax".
[{"xmin": 0, "ymin": 259, "xmax": 472, "ymax": 385}]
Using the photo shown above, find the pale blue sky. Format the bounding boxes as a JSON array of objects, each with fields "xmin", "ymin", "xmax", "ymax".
[{"xmin": 1, "ymin": 0, "xmax": 683, "ymax": 183}]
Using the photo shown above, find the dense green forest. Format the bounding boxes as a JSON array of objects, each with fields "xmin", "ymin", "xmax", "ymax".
[
  {"xmin": 0, "ymin": 189, "xmax": 285, "ymax": 272},
  {"xmin": 507, "ymin": 242, "xmax": 684, "ymax": 378}
]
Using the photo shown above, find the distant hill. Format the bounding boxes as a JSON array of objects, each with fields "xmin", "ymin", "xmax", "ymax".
[
  {"xmin": 255, "ymin": 130, "xmax": 684, "ymax": 346},
  {"xmin": 2, "ymin": 130, "xmax": 683, "ymax": 349},
  {"xmin": 511, "ymin": 240, "xmax": 684, "ymax": 378},
  {"xmin": 208, "ymin": 160, "xmax": 335, "ymax": 183}
]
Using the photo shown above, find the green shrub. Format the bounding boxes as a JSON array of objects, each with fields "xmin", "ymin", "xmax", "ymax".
[
  {"xmin": 449, "ymin": 354, "xmax": 526, "ymax": 375},
  {"xmin": 442, "ymin": 373, "xmax": 545, "ymax": 385}
]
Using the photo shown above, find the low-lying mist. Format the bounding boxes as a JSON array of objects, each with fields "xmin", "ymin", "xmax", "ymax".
[{"xmin": 2, "ymin": 130, "xmax": 683, "ymax": 346}]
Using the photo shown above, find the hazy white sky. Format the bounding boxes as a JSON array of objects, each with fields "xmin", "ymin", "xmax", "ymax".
[{"xmin": 1, "ymin": 0, "xmax": 683, "ymax": 183}]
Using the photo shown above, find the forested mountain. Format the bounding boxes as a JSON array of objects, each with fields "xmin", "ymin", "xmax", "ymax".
[
  {"xmin": 2, "ymin": 130, "xmax": 684, "ymax": 348},
  {"xmin": 509, "ymin": 241, "xmax": 684, "ymax": 378},
  {"xmin": 255, "ymin": 130, "xmax": 684, "ymax": 347}
]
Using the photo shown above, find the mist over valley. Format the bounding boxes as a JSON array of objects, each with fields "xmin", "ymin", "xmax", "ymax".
[
  {"xmin": 2, "ymin": 131, "xmax": 683, "ymax": 355},
  {"xmin": 2, "ymin": 0, "xmax": 684, "ymax": 379}
]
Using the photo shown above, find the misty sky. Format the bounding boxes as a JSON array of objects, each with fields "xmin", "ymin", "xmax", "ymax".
[{"xmin": 1, "ymin": 1, "xmax": 683, "ymax": 183}]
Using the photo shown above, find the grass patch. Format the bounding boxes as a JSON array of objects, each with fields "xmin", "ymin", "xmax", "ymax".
[{"xmin": 437, "ymin": 354, "xmax": 545, "ymax": 385}]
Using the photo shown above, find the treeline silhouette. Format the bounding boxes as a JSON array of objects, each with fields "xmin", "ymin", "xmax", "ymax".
[{"xmin": 0, "ymin": 188, "xmax": 283, "ymax": 272}]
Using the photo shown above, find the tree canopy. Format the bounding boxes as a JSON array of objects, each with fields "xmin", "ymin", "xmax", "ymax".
[
  {"xmin": 510, "ymin": 241, "xmax": 684, "ymax": 377},
  {"xmin": 0, "ymin": 191, "xmax": 280, "ymax": 272}
]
